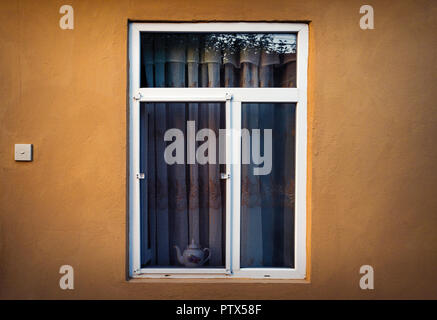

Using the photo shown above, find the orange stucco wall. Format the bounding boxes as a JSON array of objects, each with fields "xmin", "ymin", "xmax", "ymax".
[{"xmin": 0, "ymin": 0, "xmax": 436, "ymax": 299}]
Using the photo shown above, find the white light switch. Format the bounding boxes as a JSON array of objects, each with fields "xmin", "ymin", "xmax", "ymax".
[{"xmin": 15, "ymin": 144, "xmax": 33, "ymax": 161}]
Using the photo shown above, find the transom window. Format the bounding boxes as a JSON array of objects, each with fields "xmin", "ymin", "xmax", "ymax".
[{"xmin": 129, "ymin": 23, "xmax": 308, "ymax": 279}]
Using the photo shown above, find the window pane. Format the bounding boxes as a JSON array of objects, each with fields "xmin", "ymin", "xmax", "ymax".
[
  {"xmin": 140, "ymin": 33, "xmax": 297, "ymax": 88},
  {"xmin": 140, "ymin": 102, "xmax": 226, "ymax": 268},
  {"xmin": 240, "ymin": 102, "xmax": 296, "ymax": 268}
]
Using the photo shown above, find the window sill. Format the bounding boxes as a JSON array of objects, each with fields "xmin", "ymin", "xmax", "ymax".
[{"xmin": 128, "ymin": 276, "xmax": 309, "ymax": 284}]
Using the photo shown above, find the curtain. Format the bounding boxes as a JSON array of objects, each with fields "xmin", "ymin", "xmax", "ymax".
[
  {"xmin": 239, "ymin": 49, "xmax": 296, "ymax": 267},
  {"xmin": 140, "ymin": 33, "xmax": 296, "ymax": 268}
]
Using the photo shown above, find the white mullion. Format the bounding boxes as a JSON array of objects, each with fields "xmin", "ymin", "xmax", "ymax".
[
  {"xmin": 132, "ymin": 22, "xmax": 307, "ymax": 33},
  {"xmin": 230, "ymin": 100, "xmax": 242, "ymax": 274},
  {"xmin": 134, "ymin": 273, "xmax": 230, "ymax": 279},
  {"xmin": 138, "ymin": 88, "xmax": 228, "ymax": 102},
  {"xmin": 232, "ymin": 268, "xmax": 305, "ymax": 279},
  {"xmin": 225, "ymin": 95, "xmax": 232, "ymax": 274},
  {"xmin": 294, "ymin": 25, "xmax": 309, "ymax": 279},
  {"xmin": 138, "ymin": 268, "xmax": 227, "ymax": 274},
  {"xmin": 137, "ymin": 88, "xmax": 298, "ymax": 103},
  {"xmin": 129, "ymin": 24, "xmax": 141, "ymax": 277},
  {"xmin": 232, "ymin": 88, "xmax": 298, "ymax": 103}
]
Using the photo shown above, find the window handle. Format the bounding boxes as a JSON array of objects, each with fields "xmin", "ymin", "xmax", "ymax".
[
  {"xmin": 136, "ymin": 173, "xmax": 146, "ymax": 180},
  {"xmin": 220, "ymin": 173, "xmax": 230, "ymax": 180}
]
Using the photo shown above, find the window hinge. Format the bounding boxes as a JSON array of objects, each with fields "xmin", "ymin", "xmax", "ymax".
[
  {"xmin": 133, "ymin": 92, "xmax": 142, "ymax": 101},
  {"xmin": 136, "ymin": 173, "xmax": 145, "ymax": 180},
  {"xmin": 220, "ymin": 173, "xmax": 230, "ymax": 180},
  {"xmin": 133, "ymin": 268, "xmax": 141, "ymax": 275}
]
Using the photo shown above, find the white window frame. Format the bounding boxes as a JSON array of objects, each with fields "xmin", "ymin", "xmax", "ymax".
[{"xmin": 129, "ymin": 22, "xmax": 308, "ymax": 279}]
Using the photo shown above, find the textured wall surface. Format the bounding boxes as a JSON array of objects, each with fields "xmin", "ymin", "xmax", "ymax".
[{"xmin": 0, "ymin": 0, "xmax": 436, "ymax": 299}]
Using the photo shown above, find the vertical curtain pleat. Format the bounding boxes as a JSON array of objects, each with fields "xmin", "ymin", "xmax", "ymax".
[
  {"xmin": 187, "ymin": 36, "xmax": 200, "ymax": 245},
  {"xmin": 282, "ymin": 56, "xmax": 296, "ymax": 266},
  {"xmin": 140, "ymin": 104, "xmax": 149, "ymax": 264},
  {"xmin": 224, "ymin": 50, "xmax": 238, "ymax": 88},
  {"xmin": 282, "ymin": 106, "xmax": 295, "ymax": 267},
  {"xmin": 167, "ymin": 36, "xmax": 189, "ymax": 265},
  {"xmin": 155, "ymin": 102, "xmax": 170, "ymax": 265},
  {"xmin": 204, "ymin": 46, "xmax": 223, "ymax": 266},
  {"xmin": 147, "ymin": 105, "xmax": 157, "ymax": 265},
  {"xmin": 272, "ymin": 107, "xmax": 287, "ymax": 266},
  {"xmin": 281, "ymin": 53, "xmax": 297, "ymax": 87},
  {"xmin": 240, "ymin": 47, "xmax": 263, "ymax": 267},
  {"xmin": 198, "ymin": 56, "xmax": 210, "ymax": 257},
  {"xmin": 141, "ymin": 34, "xmax": 154, "ymax": 88},
  {"xmin": 154, "ymin": 36, "xmax": 170, "ymax": 265},
  {"xmin": 258, "ymin": 50, "xmax": 278, "ymax": 266},
  {"xmin": 207, "ymin": 101, "xmax": 222, "ymax": 266}
]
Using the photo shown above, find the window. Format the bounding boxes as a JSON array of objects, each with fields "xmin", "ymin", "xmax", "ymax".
[{"xmin": 129, "ymin": 23, "xmax": 308, "ymax": 279}]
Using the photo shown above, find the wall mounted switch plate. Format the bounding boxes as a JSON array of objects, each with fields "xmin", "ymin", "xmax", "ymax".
[{"xmin": 15, "ymin": 144, "xmax": 33, "ymax": 161}]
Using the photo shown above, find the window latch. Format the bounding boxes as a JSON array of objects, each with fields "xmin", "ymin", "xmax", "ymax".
[
  {"xmin": 136, "ymin": 173, "xmax": 145, "ymax": 180},
  {"xmin": 133, "ymin": 92, "xmax": 142, "ymax": 101},
  {"xmin": 220, "ymin": 173, "xmax": 230, "ymax": 180}
]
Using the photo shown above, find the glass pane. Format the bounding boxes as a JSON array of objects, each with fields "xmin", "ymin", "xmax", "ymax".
[
  {"xmin": 140, "ymin": 102, "xmax": 226, "ymax": 268},
  {"xmin": 240, "ymin": 102, "xmax": 296, "ymax": 268},
  {"xmin": 140, "ymin": 33, "xmax": 297, "ymax": 88}
]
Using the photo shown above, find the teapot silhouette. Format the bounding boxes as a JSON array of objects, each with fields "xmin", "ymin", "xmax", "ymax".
[{"xmin": 174, "ymin": 239, "xmax": 210, "ymax": 267}]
